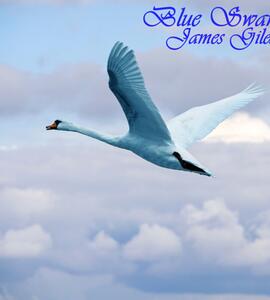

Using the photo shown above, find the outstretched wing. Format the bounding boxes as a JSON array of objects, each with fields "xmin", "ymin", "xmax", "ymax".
[
  {"xmin": 167, "ymin": 84, "xmax": 265, "ymax": 149},
  {"xmin": 107, "ymin": 42, "xmax": 171, "ymax": 142}
]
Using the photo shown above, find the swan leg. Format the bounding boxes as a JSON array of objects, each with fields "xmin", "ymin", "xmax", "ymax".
[{"xmin": 173, "ymin": 152, "xmax": 207, "ymax": 174}]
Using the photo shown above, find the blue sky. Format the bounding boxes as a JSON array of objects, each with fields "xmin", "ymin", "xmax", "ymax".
[
  {"xmin": 0, "ymin": 1, "xmax": 270, "ymax": 300},
  {"xmin": 0, "ymin": 3, "xmax": 162, "ymax": 72},
  {"xmin": 0, "ymin": 1, "xmax": 260, "ymax": 72}
]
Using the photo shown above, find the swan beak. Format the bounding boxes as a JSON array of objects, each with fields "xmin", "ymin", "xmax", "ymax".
[{"xmin": 46, "ymin": 122, "xmax": 57, "ymax": 130}]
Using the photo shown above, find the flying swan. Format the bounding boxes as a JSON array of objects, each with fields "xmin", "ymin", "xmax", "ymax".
[{"xmin": 46, "ymin": 42, "xmax": 264, "ymax": 176}]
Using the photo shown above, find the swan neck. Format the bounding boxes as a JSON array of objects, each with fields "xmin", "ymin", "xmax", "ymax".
[{"xmin": 70, "ymin": 125, "xmax": 121, "ymax": 147}]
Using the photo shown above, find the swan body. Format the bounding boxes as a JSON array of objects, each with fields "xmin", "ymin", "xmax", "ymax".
[
  {"xmin": 56, "ymin": 121, "xmax": 182, "ymax": 171},
  {"xmin": 47, "ymin": 42, "xmax": 264, "ymax": 176}
]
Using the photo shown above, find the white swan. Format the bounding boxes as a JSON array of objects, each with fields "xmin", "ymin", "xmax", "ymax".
[{"xmin": 46, "ymin": 42, "xmax": 264, "ymax": 176}]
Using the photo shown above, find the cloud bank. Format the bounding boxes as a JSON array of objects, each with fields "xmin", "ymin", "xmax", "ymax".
[{"xmin": 0, "ymin": 139, "xmax": 269, "ymax": 298}]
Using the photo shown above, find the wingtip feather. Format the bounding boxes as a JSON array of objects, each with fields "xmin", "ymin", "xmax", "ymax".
[{"xmin": 242, "ymin": 83, "xmax": 265, "ymax": 97}]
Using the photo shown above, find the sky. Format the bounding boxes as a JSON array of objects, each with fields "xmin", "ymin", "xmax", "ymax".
[{"xmin": 0, "ymin": 0, "xmax": 270, "ymax": 299}]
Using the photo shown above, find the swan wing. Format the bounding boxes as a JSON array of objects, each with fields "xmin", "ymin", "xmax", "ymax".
[
  {"xmin": 107, "ymin": 42, "xmax": 171, "ymax": 142},
  {"xmin": 167, "ymin": 84, "xmax": 264, "ymax": 148}
]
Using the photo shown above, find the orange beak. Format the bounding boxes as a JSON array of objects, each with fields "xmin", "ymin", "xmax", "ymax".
[{"xmin": 46, "ymin": 121, "xmax": 58, "ymax": 130}]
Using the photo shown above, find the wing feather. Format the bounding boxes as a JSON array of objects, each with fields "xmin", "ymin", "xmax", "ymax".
[
  {"xmin": 167, "ymin": 84, "xmax": 265, "ymax": 148},
  {"xmin": 107, "ymin": 42, "xmax": 171, "ymax": 142}
]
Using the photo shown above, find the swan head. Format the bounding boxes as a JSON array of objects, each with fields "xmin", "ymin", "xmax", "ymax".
[
  {"xmin": 46, "ymin": 120, "xmax": 62, "ymax": 130},
  {"xmin": 46, "ymin": 120, "xmax": 74, "ymax": 131}
]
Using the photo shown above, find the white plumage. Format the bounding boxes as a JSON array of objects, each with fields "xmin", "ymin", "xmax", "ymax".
[
  {"xmin": 168, "ymin": 85, "xmax": 264, "ymax": 149},
  {"xmin": 47, "ymin": 42, "xmax": 264, "ymax": 177}
]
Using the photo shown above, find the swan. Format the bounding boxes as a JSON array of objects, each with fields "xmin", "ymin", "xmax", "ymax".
[{"xmin": 46, "ymin": 42, "xmax": 264, "ymax": 176}]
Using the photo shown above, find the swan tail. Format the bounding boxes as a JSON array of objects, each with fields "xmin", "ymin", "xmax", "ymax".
[{"xmin": 175, "ymin": 147, "xmax": 213, "ymax": 177}]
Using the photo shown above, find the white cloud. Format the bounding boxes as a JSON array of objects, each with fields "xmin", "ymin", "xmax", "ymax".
[
  {"xmin": 0, "ymin": 188, "xmax": 55, "ymax": 216},
  {"xmin": 0, "ymin": 224, "xmax": 52, "ymax": 258},
  {"xmin": 123, "ymin": 224, "xmax": 181, "ymax": 262},
  {"xmin": 0, "ymin": 141, "xmax": 269, "ymax": 294},
  {"xmin": 182, "ymin": 201, "xmax": 270, "ymax": 268},
  {"xmin": 204, "ymin": 113, "xmax": 270, "ymax": 144},
  {"xmin": 50, "ymin": 230, "xmax": 123, "ymax": 274},
  {"xmin": 88, "ymin": 231, "xmax": 119, "ymax": 254}
]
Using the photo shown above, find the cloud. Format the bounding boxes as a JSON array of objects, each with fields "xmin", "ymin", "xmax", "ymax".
[
  {"xmin": 140, "ymin": 51, "xmax": 270, "ymax": 121},
  {"xmin": 204, "ymin": 113, "xmax": 270, "ymax": 144},
  {"xmin": 0, "ymin": 225, "xmax": 52, "ymax": 258},
  {"xmin": 88, "ymin": 231, "xmax": 119, "ymax": 253},
  {"xmin": 5, "ymin": 267, "xmax": 270, "ymax": 300},
  {"xmin": 182, "ymin": 200, "xmax": 270, "ymax": 268},
  {"xmin": 0, "ymin": 188, "xmax": 55, "ymax": 216},
  {"xmin": 123, "ymin": 224, "xmax": 181, "ymax": 262},
  {"xmin": 0, "ymin": 63, "xmax": 113, "ymax": 119},
  {"xmin": 0, "ymin": 137, "xmax": 269, "ymax": 294},
  {"xmin": 0, "ymin": 45, "xmax": 269, "ymax": 123}
]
